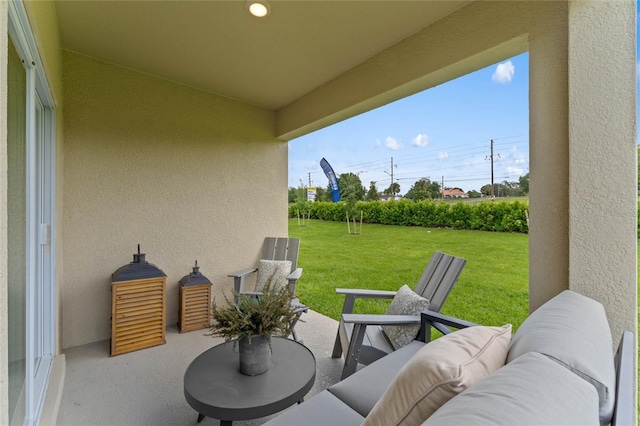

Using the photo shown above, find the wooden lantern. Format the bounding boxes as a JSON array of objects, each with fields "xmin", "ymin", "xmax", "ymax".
[
  {"xmin": 111, "ymin": 245, "xmax": 167, "ymax": 356},
  {"xmin": 178, "ymin": 261, "xmax": 213, "ymax": 333}
]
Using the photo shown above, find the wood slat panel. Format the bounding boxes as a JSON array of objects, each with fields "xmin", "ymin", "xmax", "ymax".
[
  {"xmin": 178, "ymin": 283, "xmax": 211, "ymax": 333},
  {"xmin": 111, "ymin": 277, "xmax": 166, "ymax": 356}
]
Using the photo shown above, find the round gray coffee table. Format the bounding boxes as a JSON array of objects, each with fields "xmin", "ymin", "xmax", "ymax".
[{"xmin": 184, "ymin": 337, "xmax": 316, "ymax": 425}]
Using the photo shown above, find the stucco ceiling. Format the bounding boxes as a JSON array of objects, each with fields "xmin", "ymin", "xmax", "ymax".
[{"xmin": 55, "ymin": 1, "xmax": 470, "ymax": 111}]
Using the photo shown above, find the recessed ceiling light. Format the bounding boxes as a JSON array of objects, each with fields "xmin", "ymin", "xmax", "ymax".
[{"xmin": 247, "ymin": 1, "xmax": 270, "ymax": 18}]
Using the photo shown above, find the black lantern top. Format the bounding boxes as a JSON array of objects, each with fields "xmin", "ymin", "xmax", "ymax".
[
  {"xmin": 112, "ymin": 245, "xmax": 167, "ymax": 282},
  {"xmin": 179, "ymin": 260, "xmax": 212, "ymax": 287}
]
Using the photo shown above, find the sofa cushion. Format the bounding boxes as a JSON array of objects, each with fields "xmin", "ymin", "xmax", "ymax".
[
  {"xmin": 381, "ymin": 285, "xmax": 431, "ymax": 350},
  {"xmin": 262, "ymin": 390, "xmax": 364, "ymax": 426},
  {"xmin": 424, "ymin": 352, "xmax": 600, "ymax": 425},
  {"xmin": 507, "ymin": 290, "xmax": 615, "ymax": 424},
  {"xmin": 256, "ymin": 260, "xmax": 291, "ymax": 291},
  {"xmin": 362, "ymin": 324, "xmax": 512, "ymax": 426},
  {"xmin": 328, "ymin": 340, "xmax": 425, "ymax": 417}
]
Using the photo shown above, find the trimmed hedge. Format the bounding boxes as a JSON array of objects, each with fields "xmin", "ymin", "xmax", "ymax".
[{"xmin": 289, "ymin": 199, "xmax": 530, "ymax": 233}]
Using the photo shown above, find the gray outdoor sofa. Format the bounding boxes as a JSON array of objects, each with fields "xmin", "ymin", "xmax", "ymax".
[{"xmin": 265, "ymin": 290, "xmax": 635, "ymax": 426}]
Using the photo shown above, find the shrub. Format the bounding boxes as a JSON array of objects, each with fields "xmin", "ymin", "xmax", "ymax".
[{"xmin": 290, "ymin": 199, "xmax": 530, "ymax": 233}]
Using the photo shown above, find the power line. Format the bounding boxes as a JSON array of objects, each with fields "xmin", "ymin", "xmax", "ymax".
[{"xmin": 293, "ymin": 134, "xmax": 528, "ymax": 191}]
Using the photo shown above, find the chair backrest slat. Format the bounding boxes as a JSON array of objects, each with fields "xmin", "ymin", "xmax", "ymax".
[
  {"xmin": 414, "ymin": 251, "xmax": 466, "ymax": 312},
  {"xmin": 261, "ymin": 237, "xmax": 300, "ymax": 273},
  {"xmin": 273, "ymin": 237, "xmax": 289, "ymax": 262},
  {"xmin": 285, "ymin": 238, "xmax": 300, "ymax": 270},
  {"xmin": 262, "ymin": 237, "xmax": 277, "ymax": 260}
]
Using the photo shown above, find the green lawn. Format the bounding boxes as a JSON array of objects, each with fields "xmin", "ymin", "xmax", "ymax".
[{"xmin": 289, "ymin": 219, "xmax": 530, "ymax": 331}]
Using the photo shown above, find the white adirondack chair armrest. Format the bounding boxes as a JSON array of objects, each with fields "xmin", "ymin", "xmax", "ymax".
[
  {"xmin": 341, "ymin": 313, "xmax": 420, "ymax": 326},
  {"xmin": 335, "ymin": 288, "xmax": 397, "ymax": 299},
  {"xmin": 228, "ymin": 268, "xmax": 258, "ymax": 279},
  {"xmin": 287, "ymin": 268, "xmax": 303, "ymax": 281}
]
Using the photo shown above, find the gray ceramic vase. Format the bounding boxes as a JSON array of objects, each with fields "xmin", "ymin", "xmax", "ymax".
[{"xmin": 238, "ymin": 335, "xmax": 271, "ymax": 376}]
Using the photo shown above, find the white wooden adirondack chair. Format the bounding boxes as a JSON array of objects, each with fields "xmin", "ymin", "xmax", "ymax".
[
  {"xmin": 228, "ymin": 237, "xmax": 307, "ymax": 341},
  {"xmin": 332, "ymin": 251, "xmax": 466, "ymax": 379}
]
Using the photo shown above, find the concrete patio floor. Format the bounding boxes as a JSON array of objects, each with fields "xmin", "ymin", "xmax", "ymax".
[{"xmin": 56, "ymin": 310, "xmax": 343, "ymax": 426}]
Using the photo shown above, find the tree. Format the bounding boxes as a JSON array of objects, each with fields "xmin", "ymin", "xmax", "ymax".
[
  {"xmin": 383, "ymin": 182, "xmax": 401, "ymax": 197},
  {"xmin": 288, "ymin": 187, "xmax": 297, "ymax": 204},
  {"xmin": 481, "ymin": 183, "xmax": 502, "ymax": 197},
  {"xmin": 467, "ymin": 189, "xmax": 481, "ymax": 198},
  {"xmin": 405, "ymin": 178, "xmax": 439, "ymax": 201},
  {"xmin": 366, "ymin": 181, "xmax": 380, "ymax": 201},
  {"xmin": 427, "ymin": 180, "xmax": 442, "ymax": 199},
  {"xmin": 292, "ymin": 184, "xmax": 310, "ymax": 224},
  {"xmin": 338, "ymin": 172, "xmax": 365, "ymax": 234},
  {"xmin": 322, "ymin": 184, "xmax": 334, "ymax": 202},
  {"xmin": 338, "ymin": 172, "xmax": 366, "ymax": 202},
  {"xmin": 315, "ymin": 186, "xmax": 327, "ymax": 202},
  {"xmin": 481, "ymin": 180, "xmax": 523, "ymax": 197},
  {"xmin": 518, "ymin": 173, "xmax": 530, "ymax": 195}
]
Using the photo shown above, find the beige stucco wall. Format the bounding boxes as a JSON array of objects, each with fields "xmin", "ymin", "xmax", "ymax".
[
  {"xmin": 567, "ymin": 0, "xmax": 637, "ymax": 343},
  {"xmin": 62, "ymin": 51, "xmax": 287, "ymax": 348},
  {"xmin": 1, "ymin": 2, "xmax": 9, "ymax": 424}
]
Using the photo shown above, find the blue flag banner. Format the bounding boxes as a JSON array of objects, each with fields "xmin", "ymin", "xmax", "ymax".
[{"xmin": 320, "ymin": 158, "xmax": 340, "ymax": 202}]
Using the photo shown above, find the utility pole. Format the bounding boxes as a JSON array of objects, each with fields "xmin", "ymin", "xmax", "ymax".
[
  {"xmin": 485, "ymin": 139, "xmax": 501, "ymax": 199},
  {"xmin": 441, "ymin": 176, "xmax": 444, "ymax": 199},
  {"xmin": 308, "ymin": 173, "xmax": 312, "ymax": 188},
  {"xmin": 490, "ymin": 140, "xmax": 494, "ymax": 199},
  {"xmin": 385, "ymin": 157, "xmax": 397, "ymax": 198},
  {"xmin": 390, "ymin": 157, "xmax": 395, "ymax": 195}
]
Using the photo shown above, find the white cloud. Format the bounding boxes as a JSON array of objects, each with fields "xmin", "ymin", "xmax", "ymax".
[
  {"xmin": 507, "ymin": 145, "xmax": 527, "ymax": 164},
  {"xmin": 411, "ymin": 134, "xmax": 430, "ymax": 147},
  {"xmin": 437, "ymin": 151, "xmax": 448, "ymax": 160},
  {"xmin": 384, "ymin": 136, "xmax": 403, "ymax": 150},
  {"xmin": 492, "ymin": 60, "xmax": 515, "ymax": 84},
  {"xmin": 506, "ymin": 166, "xmax": 524, "ymax": 176},
  {"xmin": 304, "ymin": 160, "xmax": 317, "ymax": 170}
]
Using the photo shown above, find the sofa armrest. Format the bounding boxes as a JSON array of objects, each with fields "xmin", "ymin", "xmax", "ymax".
[{"xmin": 612, "ymin": 330, "xmax": 635, "ymax": 426}]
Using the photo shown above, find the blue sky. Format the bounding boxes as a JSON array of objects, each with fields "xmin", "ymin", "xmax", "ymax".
[
  {"xmin": 288, "ymin": 53, "xmax": 530, "ymax": 194},
  {"xmin": 289, "ymin": 6, "xmax": 639, "ymax": 195}
]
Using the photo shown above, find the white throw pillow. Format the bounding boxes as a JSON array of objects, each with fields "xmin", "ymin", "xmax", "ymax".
[
  {"xmin": 381, "ymin": 285, "xmax": 430, "ymax": 350},
  {"xmin": 255, "ymin": 260, "xmax": 292, "ymax": 292},
  {"xmin": 363, "ymin": 324, "xmax": 512, "ymax": 426},
  {"xmin": 423, "ymin": 352, "xmax": 600, "ymax": 426}
]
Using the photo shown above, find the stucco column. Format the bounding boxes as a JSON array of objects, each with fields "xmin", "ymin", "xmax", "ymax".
[
  {"xmin": 528, "ymin": 4, "xmax": 571, "ymax": 311},
  {"xmin": 567, "ymin": 2, "xmax": 637, "ymax": 419},
  {"xmin": 1, "ymin": 1, "xmax": 9, "ymax": 424},
  {"xmin": 567, "ymin": 1, "xmax": 637, "ymax": 341}
]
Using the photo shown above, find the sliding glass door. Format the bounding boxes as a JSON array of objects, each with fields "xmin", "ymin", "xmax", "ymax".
[
  {"xmin": 8, "ymin": 33, "xmax": 28, "ymax": 426},
  {"xmin": 7, "ymin": 1, "xmax": 56, "ymax": 423}
]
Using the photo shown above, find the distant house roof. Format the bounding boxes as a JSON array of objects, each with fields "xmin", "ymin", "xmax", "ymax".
[{"xmin": 442, "ymin": 188, "xmax": 467, "ymax": 198}]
